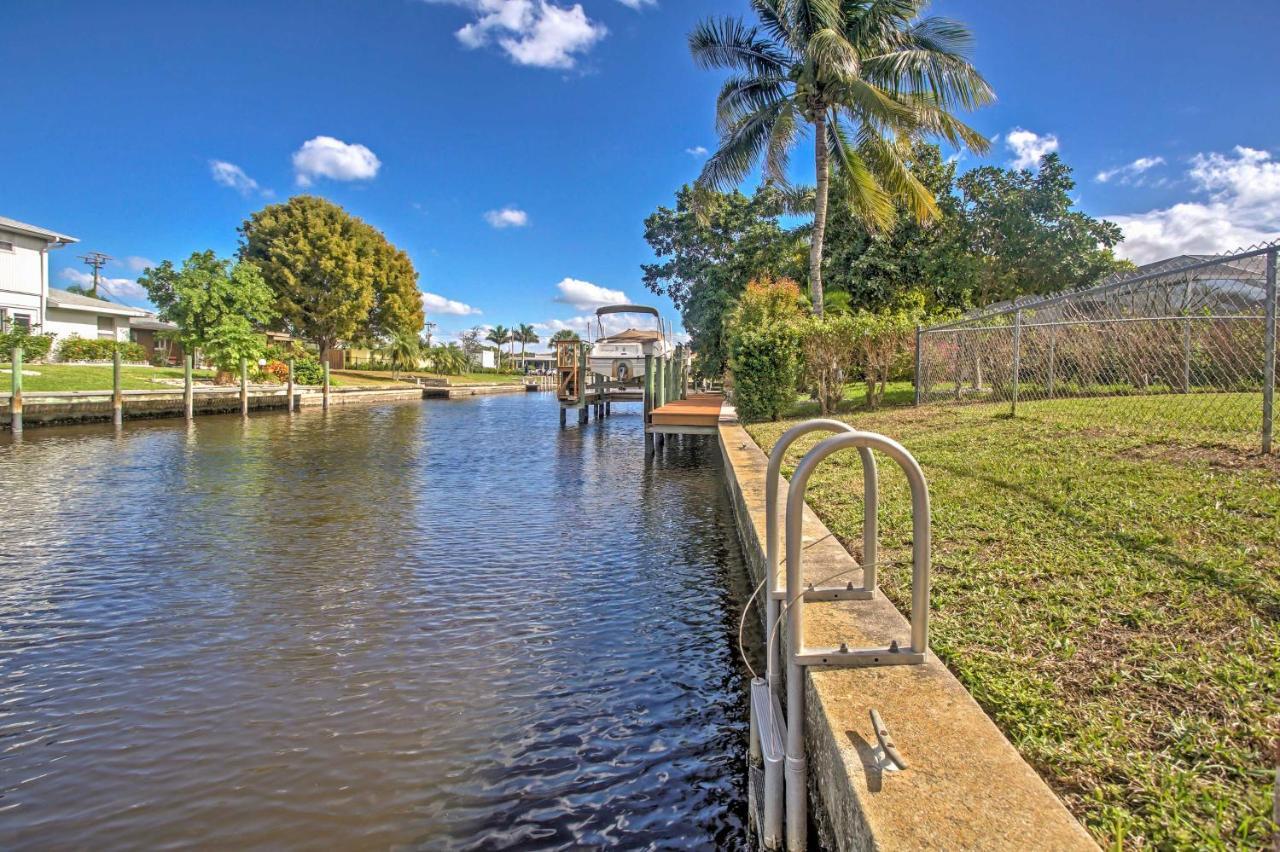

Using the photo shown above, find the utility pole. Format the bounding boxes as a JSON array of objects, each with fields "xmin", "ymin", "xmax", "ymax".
[
  {"xmin": 424, "ymin": 321, "xmax": 437, "ymax": 348},
  {"xmin": 78, "ymin": 252, "xmax": 111, "ymax": 298}
]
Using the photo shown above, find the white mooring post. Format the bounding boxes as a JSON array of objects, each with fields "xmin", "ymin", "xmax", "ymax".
[
  {"xmin": 112, "ymin": 348, "xmax": 123, "ymax": 427},
  {"xmin": 184, "ymin": 354, "xmax": 194, "ymax": 420}
]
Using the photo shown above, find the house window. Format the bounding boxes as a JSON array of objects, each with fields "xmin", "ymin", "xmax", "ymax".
[
  {"xmin": 97, "ymin": 316, "xmax": 115, "ymax": 339},
  {"xmin": 12, "ymin": 313, "xmax": 31, "ymax": 331},
  {"xmin": 0, "ymin": 240, "xmax": 14, "ymax": 253}
]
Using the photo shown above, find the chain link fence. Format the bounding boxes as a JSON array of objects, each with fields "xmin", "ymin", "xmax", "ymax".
[{"xmin": 914, "ymin": 242, "xmax": 1279, "ymax": 453}]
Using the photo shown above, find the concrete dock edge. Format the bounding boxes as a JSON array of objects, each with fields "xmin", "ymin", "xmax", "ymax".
[{"xmin": 716, "ymin": 410, "xmax": 1098, "ymax": 852}]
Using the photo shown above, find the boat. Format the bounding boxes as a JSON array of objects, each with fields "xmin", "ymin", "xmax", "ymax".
[{"xmin": 587, "ymin": 304, "xmax": 674, "ymax": 384}]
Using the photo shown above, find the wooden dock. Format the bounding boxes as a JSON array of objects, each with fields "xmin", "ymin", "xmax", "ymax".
[{"xmin": 648, "ymin": 393, "xmax": 724, "ymax": 435}]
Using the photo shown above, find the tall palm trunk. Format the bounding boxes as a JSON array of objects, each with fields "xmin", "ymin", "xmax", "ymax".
[{"xmin": 810, "ymin": 111, "xmax": 830, "ymax": 317}]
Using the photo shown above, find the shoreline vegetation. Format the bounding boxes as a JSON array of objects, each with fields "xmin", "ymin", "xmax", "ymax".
[
  {"xmin": 747, "ymin": 386, "xmax": 1278, "ymax": 849},
  {"xmin": 0, "ymin": 364, "xmax": 525, "ymax": 394}
]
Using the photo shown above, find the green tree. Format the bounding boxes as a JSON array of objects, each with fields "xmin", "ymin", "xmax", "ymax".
[
  {"xmin": 238, "ymin": 196, "xmax": 424, "ymax": 363},
  {"xmin": 384, "ymin": 330, "xmax": 420, "ymax": 379},
  {"xmin": 515, "ymin": 323, "xmax": 538, "ymax": 366},
  {"xmin": 958, "ymin": 153, "xmax": 1131, "ymax": 305},
  {"xmin": 138, "ymin": 250, "xmax": 276, "ymax": 371},
  {"xmin": 550, "ymin": 329, "xmax": 580, "ymax": 343},
  {"xmin": 643, "ymin": 184, "xmax": 804, "ymax": 379},
  {"xmin": 822, "ymin": 143, "xmax": 975, "ymax": 313},
  {"xmin": 725, "ymin": 275, "xmax": 808, "ymax": 422},
  {"xmin": 486, "ymin": 325, "xmax": 510, "ymax": 368},
  {"xmin": 689, "ymin": 0, "xmax": 992, "ymax": 315}
]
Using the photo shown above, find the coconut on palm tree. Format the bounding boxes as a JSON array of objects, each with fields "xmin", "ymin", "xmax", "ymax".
[{"xmin": 690, "ymin": 0, "xmax": 993, "ymax": 315}]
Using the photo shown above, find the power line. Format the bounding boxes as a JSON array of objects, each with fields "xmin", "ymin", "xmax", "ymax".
[{"xmin": 77, "ymin": 251, "xmax": 112, "ymax": 299}]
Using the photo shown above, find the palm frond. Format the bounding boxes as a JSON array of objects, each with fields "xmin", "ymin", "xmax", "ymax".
[
  {"xmin": 805, "ymin": 27, "xmax": 860, "ymax": 78},
  {"xmin": 826, "ymin": 117, "xmax": 895, "ymax": 231},
  {"xmin": 689, "ymin": 17, "xmax": 790, "ymax": 76},
  {"xmin": 715, "ymin": 74, "xmax": 790, "ymax": 135},
  {"xmin": 764, "ymin": 101, "xmax": 802, "ymax": 184},
  {"xmin": 789, "ymin": 0, "xmax": 845, "ymax": 37},
  {"xmin": 751, "ymin": 0, "xmax": 798, "ymax": 48},
  {"xmin": 854, "ymin": 121, "xmax": 939, "ymax": 223},
  {"xmin": 698, "ymin": 99, "xmax": 789, "ymax": 190}
]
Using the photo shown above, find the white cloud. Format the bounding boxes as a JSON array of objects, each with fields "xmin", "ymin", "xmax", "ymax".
[
  {"xmin": 484, "ymin": 207, "xmax": 529, "ymax": 228},
  {"xmin": 210, "ymin": 160, "xmax": 266, "ymax": 196},
  {"xmin": 421, "ymin": 291, "xmax": 482, "ymax": 316},
  {"xmin": 122, "ymin": 256, "xmax": 156, "ymax": 273},
  {"xmin": 443, "ymin": 0, "xmax": 607, "ymax": 69},
  {"xmin": 615, "ymin": 0, "xmax": 654, "ymax": 8},
  {"xmin": 1108, "ymin": 146, "xmax": 1280, "ymax": 264},
  {"xmin": 1004, "ymin": 127, "xmax": 1059, "ymax": 170},
  {"xmin": 686, "ymin": 145, "xmax": 708, "ymax": 157},
  {"xmin": 292, "ymin": 136, "xmax": 381, "ymax": 187},
  {"xmin": 553, "ymin": 277, "xmax": 628, "ymax": 310},
  {"xmin": 59, "ymin": 268, "xmax": 149, "ymax": 304},
  {"xmin": 1095, "ymin": 155, "xmax": 1165, "ymax": 185}
]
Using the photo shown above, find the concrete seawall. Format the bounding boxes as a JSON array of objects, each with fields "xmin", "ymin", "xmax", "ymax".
[
  {"xmin": 715, "ymin": 413, "xmax": 1098, "ymax": 851},
  {"xmin": 420, "ymin": 383, "xmax": 533, "ymax": 398},
  {"xmin": 2, "ymin": 386, "xmax": 425, "ymax": 428}
]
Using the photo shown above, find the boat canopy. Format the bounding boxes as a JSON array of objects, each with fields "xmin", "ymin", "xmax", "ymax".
[{"xmin": 595, "ymin": 304, "xmax": 660, "ymax": 317}]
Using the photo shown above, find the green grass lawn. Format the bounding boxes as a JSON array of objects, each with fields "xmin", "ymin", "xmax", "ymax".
[
  {"xmin": 336, "ymin": 369, "xmax": 526, "ymax": 385},
  {"xmin": 0, "ymin": 364, "xmax": 421, "ymax": 392},
  {"xmin": 747, "ymin": 388, "xmax": 1278, "ymax": 850}
]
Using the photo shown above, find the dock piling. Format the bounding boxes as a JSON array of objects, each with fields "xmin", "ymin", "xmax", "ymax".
[
  {"xmin": 240, "ymin": 357, "xmax": 249, "ymax": 417},
  {"xmin": 112, "ymin": 348, "xmax": 123, "ymax": 427},
  {"xmin": 643, "ymin": 352, "xmax": 654, "ymax": 456},
  {"xmin": 10, "ymin": 344, "xmax": 22, "ymax": 434},
  {"xmin": 184, "ymin": 354, "xmax": 194, "ymax": 420},
  {"xmin": 286, "ymin": 357, "xmax": 295, "ymax": 413},
  {"xmin": 322, "ymin": 362, "xmax": 331, "ymax": 409}
]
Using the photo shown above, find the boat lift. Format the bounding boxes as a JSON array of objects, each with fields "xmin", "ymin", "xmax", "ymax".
[{"xmin": 748, "ymin": 423, "xmax": 932, "ymax": 851}]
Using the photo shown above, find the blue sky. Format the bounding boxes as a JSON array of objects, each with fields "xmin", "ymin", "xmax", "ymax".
[{"xmin": 3, "ymin": 0, "xmax": 1278, "ymax": 344}]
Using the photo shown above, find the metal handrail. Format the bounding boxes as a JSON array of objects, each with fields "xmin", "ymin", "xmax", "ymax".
[{"xmin": 782, "ymin": 430, "xmax": 931, "ymax": 852}]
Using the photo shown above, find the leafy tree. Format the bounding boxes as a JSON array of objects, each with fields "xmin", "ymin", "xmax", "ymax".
[
  {"xmin": 458, "ymin": 326, "xmax": 486, "ymax": 369},
  {"xmin": 958, "ymin": 153, "xmax": 1131, "ymax": 305},
  {"xmin": 848, "ymin": 291, "xmax": 928, "ymax": 408},
  {"xmin": 799, "ymin": 312, "xmax": 858, "ymax": 415},
  {"xmin": 550, "ymin": 329, "xmax": 580, "ymax": 343},
  {"xmin": 689, "ymin": 0, "xmax": 992, "ymax": 315},
  {"xmin": 238, "ymin": 196, "xmax": 424, "ymax": 363},
  {"xmin": 725, "ymin": 276, "xmax": 808, "ymax": 421},
  {"xmin": 486, "ymin": 325, "xmax": 510, "ymax": 367},
  {"xmin": 643, "ymin": 184, "xmax": 804, "ymax": 378},
  {"xmin": 384, "ymin": 330, "xmax": 420, "ymax": 379},
  {"xmin": 138, "ymin": 250, "xmax": 276, "ymax": 371},
  {"xmin": 823, "ymin": 143, "xmax": 975, "ymax": 312}
]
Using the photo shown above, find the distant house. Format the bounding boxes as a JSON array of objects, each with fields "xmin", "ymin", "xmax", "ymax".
[
  {"xmin": 129, "ymin": 315, "xmax": 181, "ymax": 364},
  {"xmin": 0, "ymin": 215, "xmax": 78, "ymax": 333},
  {"xmin": 45, "ymin": 287, "xmax": 148, "ymax": 345}
]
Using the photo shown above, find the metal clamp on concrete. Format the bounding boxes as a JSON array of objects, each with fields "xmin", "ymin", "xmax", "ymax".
[{"xmin": 781, "ymin": 430, "xmax": 932, "ymax": 851}]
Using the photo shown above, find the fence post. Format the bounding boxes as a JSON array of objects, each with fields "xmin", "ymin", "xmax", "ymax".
[
  {"xmin": 10, "ymin": 344, "xmax": 22, "ymax": 434},
  {"xmin": 240, "ymin": 356, "xmax": 249, "ymax": 417},
  {"xmin": 1181, "ymin": 278, "xmax": 1193, "ymax": 394},
  {"xmin": 913, "ymin": 325, "xmax": 922, "ymax": 406},
  {"xmin": 287, "ymin": 357, "xmax": 295, "ymax": 413},
  {"xmin": 184, "ymin": 354, "xmax": 194, "ymax": 419},
  {"xmin": 1047, "ymin": 325, "xmax": 1057, "ymax": 399},
  {"xmin": 1263, "ymin": 249, "xmax": 1276, "ymax": 454},
  {"xmin": 112, "ymin": 347, "xmax": 123, "ymax": 427},
  {"xmin": 1011, "ymin": 309, "xmax": 1022, "ymax": 417}
]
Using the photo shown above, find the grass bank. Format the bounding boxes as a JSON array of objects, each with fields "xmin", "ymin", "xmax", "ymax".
[
  {"xmin": 746, "ymin": 387, "xmax": 1278, "ymax": 849},
  {"xmin": 2, "ymin": 364, "xmax": 416, "ymax": 392}
]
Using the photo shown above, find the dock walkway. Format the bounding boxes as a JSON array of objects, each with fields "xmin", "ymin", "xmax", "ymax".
[{"xmin": 648, "ymin": 393, "xmax": 723, "ymax": 435}]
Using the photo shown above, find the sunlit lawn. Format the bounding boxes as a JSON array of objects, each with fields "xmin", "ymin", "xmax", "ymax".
[
  {"xmin": 747, "ymin": 388, "xmax": 1278, "ymax": 850},
  {"xmin": 1, "ymin": 364, "xmax": 419, "ymax": 392}
]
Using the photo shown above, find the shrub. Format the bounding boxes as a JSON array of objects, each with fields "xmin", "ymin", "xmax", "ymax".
[
  {"xmin": 1, "ymin": 329, "xmax": 54, "ymax": 362},
  {"xmin": 57, "ymin": 336, "xmax": 146, "ymax": 362},
  {"xmin": 293, "ymin": 357, "xmax": 323, "ymax": 385},
  {"xmin": 849, "ymin": 292, "xmax": 927, "ymax": 409},
  {"xmin": 800, "ymin": 314, "xmax": 858, "ymax": 415},
  {"xmin": 725, "ymin": 276, "xmax": 807, "ymax": 422},
  {"xmin": 263, "ymin": 360, "xmax": 290, "ymax": 382}
]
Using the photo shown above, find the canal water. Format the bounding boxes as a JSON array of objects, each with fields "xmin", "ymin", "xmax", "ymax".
[{"xmin": 0, "ymin": 395, "xmax": 759, "ymax": 849}]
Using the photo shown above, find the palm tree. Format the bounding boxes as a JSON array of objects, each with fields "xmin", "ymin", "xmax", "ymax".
[
  {"xmin": 516, "ymin": 323, "xmax": 538, "ymax": 369},
  {"xmin": 550, "ymin": 329, "xmax": 580, "ymax": 343},
  {"xmin": 427, "ymin": 342, "xmax": 467, "ymax": 376},
  {"xmin": 486, "ymin": 325, "xmax": 510, "ymax": 369},
  {"xmin": 690, "ymin": 0, "xmax": 993, "ymax": 315},
  {"xmin": 385, "ymin": 330, "xmax": 419, "ymax": 380}
]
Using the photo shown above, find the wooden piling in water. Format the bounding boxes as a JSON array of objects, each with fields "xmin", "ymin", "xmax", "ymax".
[
  {"xmin": 286, "ymin": 357, "xmax": 295, "ymax": 413},
  {"xmin": 323, "ymin": 362, "xmax": 331, "ymax": 409},
  {"xmin": 577, "ymin": 341, "xmax": 588, "ymax": 425},
  {"xmin": 112, "ymin": 348, "xmax": 123, "ymax": 427},
  {"xmin": 10, "ymin": 344, "xmax": 22, "ymax": 434},
  {"xmin": 644, "ymin": 352, "xmax": 654, "ymax": 456},
  {"xmin": 184, "ymin": 355, "xmax": 194, "ymax": 420},
  {"xmin": 240, "ymin": 357, "xmax": 249, "ymax": 417}
]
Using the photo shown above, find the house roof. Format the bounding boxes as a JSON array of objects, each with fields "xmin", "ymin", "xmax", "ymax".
[
  {"xmin": 0, "ymin": 216, "xmax": 78, "ymax": 245},
  {"xmin": 47, "ymin": 287, "xmax": 149, "ymax": 317},
  {"xmin": 599, "ymin": 328, "xmax": 660, "ymax": 343},
  {"xmin": 130, "ymin": 316, "xmax": 178, "ymax": 331}
]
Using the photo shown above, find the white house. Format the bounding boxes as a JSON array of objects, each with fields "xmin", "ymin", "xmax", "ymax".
[
  {"xmin": 0, "ymin": 215, "xmax": 78, "ymax": 333},
  {"xmin": 45, "ymin": 287, "xmax": 148, "ymax": 344}
]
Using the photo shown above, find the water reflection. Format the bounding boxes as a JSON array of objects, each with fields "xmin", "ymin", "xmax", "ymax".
[{"xmin": 0, "ymin": 395, "xmax": 754, "ymax": 849}]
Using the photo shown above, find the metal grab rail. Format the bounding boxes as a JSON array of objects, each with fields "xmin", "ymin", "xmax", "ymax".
[
  {"xmin": 783, "ymin": 431, "xmax": 931, "ymax": 852},
  {"xmin": 754, "ymin": 420, "xmax": 876, "ymax": 849}
]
